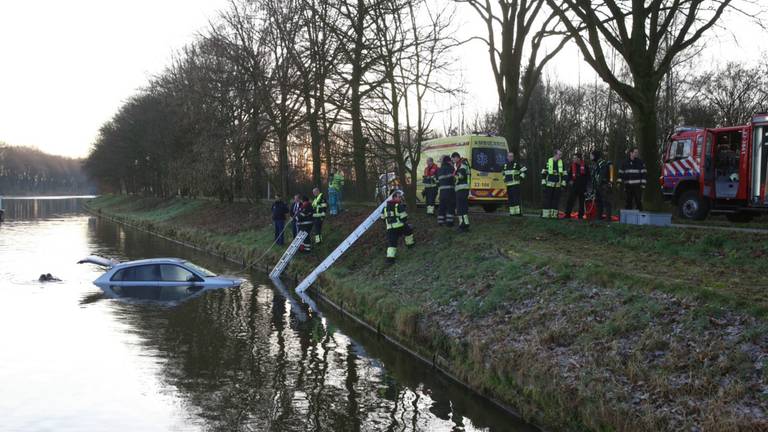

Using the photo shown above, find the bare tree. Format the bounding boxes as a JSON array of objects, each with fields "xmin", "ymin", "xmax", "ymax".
[
  {"xmin": 546, "ymin": 0, "xmax": 752, "ymax": 207},
  {"xmin": 457, "ymin": 0, "xmax": 569, "ymax": 156}
]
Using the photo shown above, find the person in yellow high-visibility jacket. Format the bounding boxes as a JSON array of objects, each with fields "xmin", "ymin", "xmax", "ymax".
[
  {"xmin": 381, "ymin": 190, "xmax": 414, "ymax": 263},
  {"xmin": 540, "ymin": 149, "xmax": 566, "ymax": 219}
]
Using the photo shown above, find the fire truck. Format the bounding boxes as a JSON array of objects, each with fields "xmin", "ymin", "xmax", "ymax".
[{"xmin": 662, "ymin": 114, "xmax": 768, "ymax": 221}]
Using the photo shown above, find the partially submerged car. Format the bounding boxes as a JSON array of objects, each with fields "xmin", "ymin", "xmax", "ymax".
[{"xmin": 78, "ymin": 256, "xmax": 244, "ymax": 290}]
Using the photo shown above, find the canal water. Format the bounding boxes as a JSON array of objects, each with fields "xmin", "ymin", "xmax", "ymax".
[{"xmin": 0, "ymin": 197, "xmax": 534, "ymax": 431}]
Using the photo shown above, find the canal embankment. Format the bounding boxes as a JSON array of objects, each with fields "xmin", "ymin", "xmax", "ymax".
[{"xmin": 86, "ymin": 194, "xmax": 768, "ymax": 431}]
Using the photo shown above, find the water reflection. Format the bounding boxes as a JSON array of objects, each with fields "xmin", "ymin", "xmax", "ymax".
[
  {"xmin": 0, "ymin": 203, "xmax": 534, "ymax": 432},
  {"xmin": 0, "ymin": 195, "xmax": 93, "ymax": 220}
]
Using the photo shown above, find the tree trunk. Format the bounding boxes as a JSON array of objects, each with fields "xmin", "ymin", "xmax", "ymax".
[
  {"xmin": 278, "ymin": 132, "xmax": 289, "ymax": 197},
  {"xmin": 307, "ymin": 103, "xmax": 323, "ymax": 188},
  {"xmin": 503, "ymin": 105, "xmax": 522, "ymax": 156},
  {"xmin": 631, "ymin": 103, "xmax": 662, "ymax": 209},
  {"xmin": 350, "ymin": 79, "xmax": 367, "ymax": 200}
]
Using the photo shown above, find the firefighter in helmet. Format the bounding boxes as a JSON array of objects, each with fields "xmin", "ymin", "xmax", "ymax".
[
  {"xmin": 296, "ymin": 196, "xmax": 314, "ymax": 252},
  {"xmin": 502, "ymin": 152, "xmax": 527, "ymax": 216},
  {"xmin": 452, "ymin": 152, "xmax": 471, "ymax": 231},
  {"xmin": 311, "ymin": 187, "xmax": 327, "ymax": 244},
  {"xmin": 591, "ymin": 149, "xmax": 613, "ymax": 221},
  {"xmin": 541, "ymin": 149, "xmax": 566, "ymax": 218},
  {"xmin": 422, "ymin": 157, "xmax": 439, "ymax": 215},
  {"xmin": 437, "ymin": 155, "xmax": 455, "ymax": 227},
  {"xmin": 381, "ymin": 189, "xmax": 414, "ymax": 263}
]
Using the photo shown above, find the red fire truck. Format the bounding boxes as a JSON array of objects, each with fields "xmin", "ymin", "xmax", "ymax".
[{"xmin": 662, "ymin": 114, "xmax": 768, "ymax": 221}]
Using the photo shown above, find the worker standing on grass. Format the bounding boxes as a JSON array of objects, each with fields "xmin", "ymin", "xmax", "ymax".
[
  {"xmin": 563, "ymin": 152, "xmax": 589, "ymax": 220},
  {"xmin": 381, "ymin": 189, "xmax": 414, "ymax": 264},
  {"xmin": 437, "ymin": 155, "xmax": 455, "ymax": 227},
  {"xmin": 541, "ymin": 149, "xmax": 566, "ymax": 219},
  {"xmin": 618, "ymin": 147, "xmax": 647, "ymax": 211},
  {"xmin": 311, "ymin": 187, "xmax": 327, "ymax": 244},
  {"xmin": 502, "ymin": 152, "xmax": 527, "ymax": 216},
  {"xmin": 452, "ymin": 152, "xmax": 471, "ymax": 232},
  {"xmin": 297, "ymin": 196, "xmax": 314, "ymax": 252},
  {"xmin": 591, "ymin": 150, "xmax": 613, "ymax": 221},
  {"xmin": 271, "ymin": 195, "xmax": 289, "ymax": 246},
  {"xmin": 328, "ymin": 167, "xmax": 345, "ymax": 215},
  {"xmin": 289, "ymin": 194, "xmax": 301, "ymax": 239},
  {"xmin": 422, "ymin": 157, "xmax": 439, "ymax": 215}
]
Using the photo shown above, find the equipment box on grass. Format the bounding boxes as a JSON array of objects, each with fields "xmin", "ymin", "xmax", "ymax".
[{"xmin": 620, "ymin": 210, "xmax": 672, "ymax": 226}]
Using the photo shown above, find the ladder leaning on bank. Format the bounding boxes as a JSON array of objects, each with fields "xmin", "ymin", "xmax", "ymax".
[
  {"xmin": 269, "ymin": 230, "xmax": 307, "ymax": 279},
  {"xmin": 294, "ymin": 194, "xmax": 393, "ymax": 293}
]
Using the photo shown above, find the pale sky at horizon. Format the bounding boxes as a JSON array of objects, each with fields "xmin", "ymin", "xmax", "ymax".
[{"xmin": 0, "ymin": 1, "xmax": 763, "ymax": 159}]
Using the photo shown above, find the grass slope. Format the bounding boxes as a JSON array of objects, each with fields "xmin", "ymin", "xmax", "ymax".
[{"xmin": 87, "ymin": 195, "xmax": 768, "ymax": 431}]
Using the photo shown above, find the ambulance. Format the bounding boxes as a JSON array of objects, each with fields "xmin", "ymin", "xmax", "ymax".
[{"xmin": 415, "ymin": 135, "xmax": 509, "ymax": 212}]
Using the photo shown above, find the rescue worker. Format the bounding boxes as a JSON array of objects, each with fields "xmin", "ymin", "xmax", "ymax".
[
  {"xmin": 271, "ymin": 195, "xmax": 289, "ymax": 245},
  {"xmin": 296, "ymin": 196, "xmax": 314, "ymax": 252},
  {"xmin": 328, "ymin": 168, "xmax": 345, "ymax": 215},
  {"xmin": 437, "ymin": 155, "xmax": 455, "ymax": 227},
  {"xmin": 422, "ymin": 157, "xmax": 439, "ymax": 215},
  {"xmin": 563, "ymin": 152, "xmax": 590, "ymax": 220},
  {"xmin": 311, "ymin": 187, "xmax": 327, "ymax": 244},
  {"xmin": 502, "ymin": 152, "xmax": 527, "ymax": 216},
  {"xmin": 540, "ymin": 149, "xmax": 566, "ymax": 218},
  {"xmin": 381, "ymin": 189, "xmax": 414, "ymax": 263},
  {"xmin": 618, "ymin": 147, "xmax": 647, "ymax": 210},
  {"xmin": 452, "ymin": 152, "xmax": 471, "ymax": 232},
  {"xmin": 289, "ymin": 194, "xmax": 301, "ymax": 239},
  {"xmin": 591, "ymin": 149, "xmax": 613, "ymax": 221}
]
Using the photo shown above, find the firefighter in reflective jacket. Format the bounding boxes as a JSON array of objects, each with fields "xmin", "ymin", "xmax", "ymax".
[
  {"xmin": 452, "ymin": 152, "xmax": 471, "ymax": 232},
  {"xmin": 502, "ymin": 152, "xmax": 527, "ymax": 216},
  {"xmin": 381, "ymin": 190, "xmax": 414, "ymax": 263},
  {"xmin": 618, "ymin": 147, "xmax": 647, "ymax": 211},
  {"xmin": 296, "ymin": 196, "xmax": 314, "ymax": 252},
  {"xmin": 540, "ymin": 149, "xmax": 566, "ymax": 218},
  {"xmin": 422, "ymin": 157, "xmax": 439, "ymax": 215},
  {"xmin": 311, "ymin": 187, "xmax": 327, "ymax": 244},
  {"xmin": 437, "ymin": 155, "xmax": 455, "ymax": 227}
]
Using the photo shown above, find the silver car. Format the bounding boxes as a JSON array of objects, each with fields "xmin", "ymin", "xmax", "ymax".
[{"xmin": 78, "ymin": 256, "xmax": 244, "ymax": 290}]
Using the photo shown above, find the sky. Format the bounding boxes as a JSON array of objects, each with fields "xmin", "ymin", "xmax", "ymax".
[{"xmin": 0, "ymin": 1, "xmax": 763, "ymax": 159}]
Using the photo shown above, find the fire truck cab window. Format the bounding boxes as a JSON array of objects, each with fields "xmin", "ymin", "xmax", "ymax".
[
  {"xmin": 668, "ymin": 139, "xmax": 692, "ymax": 161},
  {"xmin": 714, "ymin": 130, "xmax": 742, "ymax": 198}
]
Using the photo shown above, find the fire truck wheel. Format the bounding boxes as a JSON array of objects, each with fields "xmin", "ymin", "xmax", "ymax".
[{"xmin": 678, "ymin": 191, "xmax": 709, "ymax": 220}]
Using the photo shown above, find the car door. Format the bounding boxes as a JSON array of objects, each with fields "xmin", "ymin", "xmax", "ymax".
[{"xmin": 702, "ymin": 130, "xmax": 716, "ymax": 199}]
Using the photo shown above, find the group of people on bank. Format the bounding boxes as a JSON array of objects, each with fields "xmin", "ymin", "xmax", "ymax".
[
  {"xmin": 271, "ymin": 149, "xmax": 647, "ymax": 263},
  {"xmin": 537, "ymin": 147, "xmax": 648, "ymax": 220},
  {"xmin": 271, "ymin": 169, "xmax": 344, "ymax": 253}
]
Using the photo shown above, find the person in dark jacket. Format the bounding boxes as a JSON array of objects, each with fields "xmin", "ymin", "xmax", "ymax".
[
  {"xmin": 289, "ymin": 194, "xmax": 301, "ymax": 239},
  {"xmin": 452, "ymin": 152, "xmax": 471, "ymax": 232},
  {"xmin": 311, "ymin": 187, "xmax": 328, "ymax": 244},
  {"xmin": 271, "ymin": 195, "xmax": 289, "ymax": 245},
  {"xmin": 502, "ymin": 152, "xmax": 527, "ymax": 216},
  {"xmin": 591, "ymin": 150, "xmax": 613, "ymax": 221},
  {"xmin": 296, "ymin": 196, "xmax": 314, "ymax": 252},
  {"xmin": 563, "ymin": 152, "xmax": 590, "ymax": 220},
  {"xmin": 437, "ymin": 155, "xmax": 455, "ymax": 227},
  {"xmin": 618, "ymin": 147, "xmax": 647, "ymax": 210},
  {"xmin": 381, "ymin": 189, "xmax": 414, "ymax": 263},
  {"xmin": 422, "ymin": 157, "xmax": 439, "ymax": 215}
]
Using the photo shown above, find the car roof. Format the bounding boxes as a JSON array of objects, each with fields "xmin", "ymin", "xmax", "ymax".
[{"xmin": 114, "ymin": 257, "xmax": 187, "ymax": 268}]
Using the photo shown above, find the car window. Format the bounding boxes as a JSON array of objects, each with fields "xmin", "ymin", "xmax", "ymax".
[
  {"xmin": 160, "ymin": 264, "xmax": 196, "ymax": 282},
  {"xmin": 111, "ymin": 264, "xmax": 160, "ymax": 282}
]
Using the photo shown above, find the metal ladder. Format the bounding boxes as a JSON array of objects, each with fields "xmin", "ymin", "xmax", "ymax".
[
  {"xmin": 295, "ymin": 194, "xmax": 392, "ymax": 293},
  {"xmin": 269, "ymin": 230, "xmax": 307, "ymax": 279}
]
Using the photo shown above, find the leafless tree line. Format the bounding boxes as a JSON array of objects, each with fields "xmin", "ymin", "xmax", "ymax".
[
  {"xmin": 84, "ymin": 0, "xmax": 763, "ymax": 206},
  {"xmin": 0, "ymin": 144, "xmax": 91, "ymax": 195}
]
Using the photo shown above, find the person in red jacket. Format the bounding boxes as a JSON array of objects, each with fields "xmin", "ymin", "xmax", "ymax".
[
  {"xmin": 422, "ymin": 157, "xmax": 439, "ymax": 215},
  {"xmin": 563, "ymin": 152, "xmax": 590, "ymax": 220}
]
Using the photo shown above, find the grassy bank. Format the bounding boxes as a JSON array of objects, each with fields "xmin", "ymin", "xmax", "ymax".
[{"xmin": 87, "ymin": 195, "xmax": 767, "ymax": 431}]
